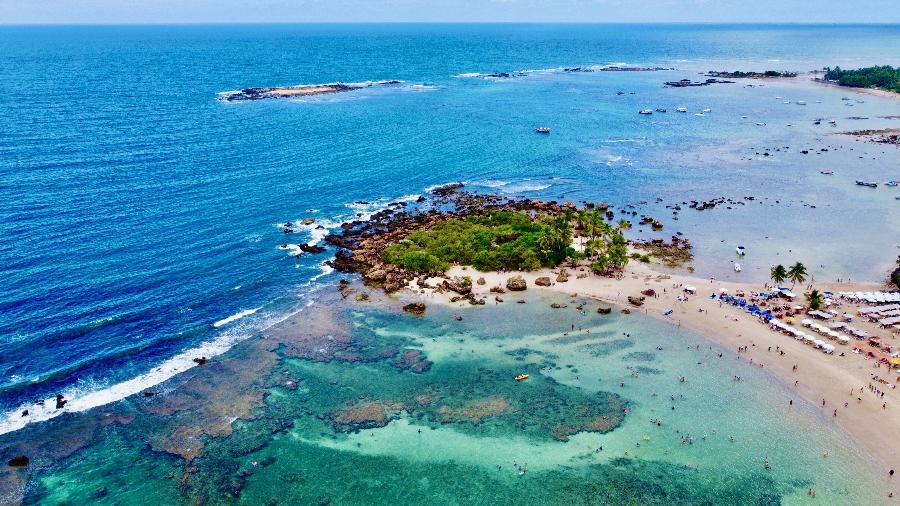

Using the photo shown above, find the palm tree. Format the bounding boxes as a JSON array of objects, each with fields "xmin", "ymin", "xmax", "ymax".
[
  {"xmin": 787, "ymin": 262, "xmax": 807, "ymax": 288},
  {"xmin": 770, "ymin": 264, "xmax": 787, "ymax": 286},
  {"xmin": 808, "ymin": 289, "xmax": 823, "ymax": 311}
]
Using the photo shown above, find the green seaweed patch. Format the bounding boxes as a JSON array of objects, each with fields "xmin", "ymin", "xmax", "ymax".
[
  {"xmin": 624, "ymin": 351, "xmax": 656, "ymax": 362},
  {"xmin": 582, "ymin": 339, "xmax": 635, "ymax": 357}
]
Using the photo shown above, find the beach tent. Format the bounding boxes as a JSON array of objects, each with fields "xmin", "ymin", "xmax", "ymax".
[
  {"xmin": 837, "ymin": 336, "xmax": 851, "ymax": 345},
  {"xmin": 822, "ymin": 344, "xmax": 835, "ymax": 354},
  {"xmin": 813, "ymin": 339, "xmax": 825, "ymax": 348},
  {"xmin": 683, "ymin": 286, "xmax": 697, "ymax": 294},
  {"xmin": 880, "ymin": 316, "xmax": 900, "ymax": 326}
]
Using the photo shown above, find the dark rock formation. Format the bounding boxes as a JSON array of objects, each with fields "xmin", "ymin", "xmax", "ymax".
[
  {"xmin": 402, "ymin": 302, "xmax": 426, "ymax": 316},
  {"xmin": 506, "ymin": 276, "xmax": 527, "ymax": 291}
]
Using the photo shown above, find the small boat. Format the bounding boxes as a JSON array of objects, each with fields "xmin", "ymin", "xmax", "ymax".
[
  {"xmin": 796, "ymin": 100, "xmax": 807, "ymax": 105},
  {"xmin": 855, "ymin": 180, "xmax": 878, "ymax": 188},
  {"xmin": 756, "ymin": 122, "xmax": 766, "ymax": 126},
  {"xmin": 514, "ymin": 374, "xmax": 529, "ymax": 381},
  {"xmin": 886, "ymin": 181, "xmax": 899, "ymax": 187},
  {"xmin": 775, "ymin": 96, "xmax": 782, "ymax": 99},
  {"xmin": 814, "ymin": 120, "xmax": 821, "ymax": 125},
  {"xmin": 841, "ymin": 97, "xmax": 851, "ymax": 101},
  {"xmin": 734, "ymin": 262, "xmax": 742, "ymax": 272},
  {"xmin": 535, "ymin": 127, "xmax": 551, "ymax": 134},
  {"xmin": 639, "ymin": 109, "xmax": 653, "ymax": 115},
  {"xmin": 702, "ymin": 108, "xmax": 711, "ymax": 113},
  {"xmin": 844, "ymin": 102, "xmax": 854, "ymax": 106},
  {"xmin": 655, "ymin": 108, "xmax": 667, "ymax": 113},
  {"xmin": 783, "ymin": 101, "xmax": 791, "ymax": 104},
  {"xmin": 676, "ymin": 107, "xmax": 687, "ymax": 113},
  {"xmin": 736, "ymin": 246, "xmax": 746, "ymax": 256},
  {"xmin": 694, "ymin": 113, "xmax": 705, "ymax": 117},
  {"xmin": 820, "ymin": 170, "xmax": 833, "ymax": 175}
]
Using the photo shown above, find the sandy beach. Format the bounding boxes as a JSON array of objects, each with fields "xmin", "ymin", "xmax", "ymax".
[{"xmin": 416, "ymin": 260, "xmax": 900, "ymax": 473}]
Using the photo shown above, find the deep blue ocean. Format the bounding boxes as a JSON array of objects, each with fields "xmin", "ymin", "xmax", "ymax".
[{"xmin": 2, "ymin": 23, "xmax": 900, "ymax": 431}]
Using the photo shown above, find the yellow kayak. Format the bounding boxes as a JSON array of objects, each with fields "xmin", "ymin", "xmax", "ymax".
[{"xmin": 514, "ymin": 374, "xmax": 529, "ymax": 381}]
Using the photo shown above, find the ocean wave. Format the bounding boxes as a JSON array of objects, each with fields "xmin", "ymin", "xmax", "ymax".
[
  {"xmin": 470, "ymin": 180, "xmax": 511, "ymax": 188},
  {"xmin": 212, "ymin": 308, "xmax": 260, "ymax": 328},
  {"xmin": 501, "ymin": 182, "xmax": 552, "ymax": 193},
  {"xmin": 0, "ymin": 286, "xmax": 326, "ymax": 437}
]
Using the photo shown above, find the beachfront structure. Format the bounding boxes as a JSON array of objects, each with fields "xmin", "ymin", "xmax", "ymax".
[{"xmin": 839, "ymin": 292, "xmax": 900, "ymax": 304}]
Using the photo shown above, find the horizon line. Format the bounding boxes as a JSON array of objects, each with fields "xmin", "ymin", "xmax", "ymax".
[{"xmin": 3, "ymin": 21, "xmax": 900, "ymax": 27}]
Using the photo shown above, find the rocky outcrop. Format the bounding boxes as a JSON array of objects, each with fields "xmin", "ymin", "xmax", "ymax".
[
  {"xmin": 402, "ymin": 302, "xmax": 426, "ymax": 316},
  {"xmin": 443, "ymin": 276, "xmax": 472, "ymax": 295},
  {"xmin": 535, "ymin": 276, "xmax": 551, "ymax": 287},
  {"xmin": 506, "ymin": 276, "xmax": 527, "ymax": 291},
  {"xmin": 555, "ymin": 269, "xmax": 569, "ymax": 283},
  {"xmin": 597, "ymin": 306, "xmax": 612, "ymax": 314},
  {"xmin": 627, "ymin": 296, "xmax": 645, "ymax": 307}
]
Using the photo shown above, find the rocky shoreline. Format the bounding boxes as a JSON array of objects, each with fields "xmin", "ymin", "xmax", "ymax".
[
  {"xmin": 219, "ymin": 80, "xmax": 403, "ymax": 102},
  {"xmin": 321, "ymin": 184, "xmax": 691, "ymax": 298}
]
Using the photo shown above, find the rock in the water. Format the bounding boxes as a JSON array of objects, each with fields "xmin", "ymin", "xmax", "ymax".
[
  {"xmin": 597, "ymin": 306, "xmax": 612, "ymax": 314},
  {"xmin": 8, "ymin": 456, "xmax": 28, "ymax": 467},
  {"xmin": 506, "ymin": 275, "xmax": 527, "ymax": 291},
  {"xmin": 550, "ymin": 303, "xmax": 568, "ymax": 309},
  {"xmin": 193, "ymin": 357, "xmax": 208, "ymax": 366},
  {"xmin": 621, "ymin": 308, "xmax": 631, "ymax": 314},
  {"xmin": 535, "ymin": 276, "xmax": 552, "ymax": 287},
  {"xmin": 55, "ymin": 394, "xmax": 67, "ymax": 410},
  {"xmin": 301, "ymin": 218, "xmax": 316, "ymax": 225},
  {"xmin": 402, "ymin": 302, "xmax": 426, "ymax": 316}
]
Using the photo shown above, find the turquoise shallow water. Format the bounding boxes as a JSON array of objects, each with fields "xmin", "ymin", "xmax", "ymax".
[{"xmin": 4, "ymin": 289, "xmax": 893, "ymax": 504}]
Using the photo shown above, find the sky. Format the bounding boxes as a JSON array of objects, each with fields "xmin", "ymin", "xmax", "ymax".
[{"xmin": 1, "ymin": 0, "xmax": 899, "ymax": 25}]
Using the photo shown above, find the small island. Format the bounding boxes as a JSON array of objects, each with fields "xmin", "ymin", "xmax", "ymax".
[
  {"xmin": 705, "ymin": 70, "xmax": 798, "ymax": 78},
  {"xmin": 219, "ymin": 80, "xmax": 403, "ymax": 101},
  {"xmin": 820, "ymin": 66, "xmax": 900, "ymax": 94},
  {"xmin": 325, "ymin": 184, "xmax": 690, "ymax": 297}
]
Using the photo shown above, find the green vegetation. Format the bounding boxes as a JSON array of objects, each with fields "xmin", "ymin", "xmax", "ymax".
[
  {"xmin": 787, "ymin": 262, "xmax": 808, "ymax": 288},
  {"xmin": 382, "ymin": 211, "xmax": 574, "ymax": 273},
  {"xmin": 708, "ymin": 70, "xmax": 797, "ymax": 78},
  {"xmin": 770, "ymin": 264, "xmax": 787, "ymax": 286},
  {"xmin": 823, "ymin": 66, "xmax": 900, "ymax": 93},
  {"xmin": 630, "ymin": 252, "xmax": 651, "ymax": 263},
  {"xmin": 808, "ymin": 289, "xmax": 824, "ymax": 311},
  {"xmin": 574, "ymin": 209, "xmax": 630, "ymax": 274}
]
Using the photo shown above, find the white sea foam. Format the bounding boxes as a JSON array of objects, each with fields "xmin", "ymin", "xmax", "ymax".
[
  {"xmin": 454, "ymin": 72, "xmax": 484, "ymax": 78},
  {"xmin": 213, "ymin": 308, "xmax": 261, "ymax": 328},
  {"xmin": 0, "ymin": 285, "xmax": 328, "ymax": 437},
  {"xmin": 501, "ymin": 182, "xmax": 552, "ymax": 193}
]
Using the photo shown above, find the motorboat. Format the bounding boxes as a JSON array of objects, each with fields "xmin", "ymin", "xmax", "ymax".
[
  {"xmin": 702, "ymin": 108, "xmax": 712, "ymax": 113},
  {"xmin": 736, "ymin": 246, "xmax": 746, "ymax": 256},
  {"xmin": 820, "ymin": 169, "xmax": 834, "ymax": 175},
  {"xmin": 535, "ymin": 127, "xmax": 551, "ymax": 134},
  {"xmin": 856, "ymin": 180, "xmax": 878, "ymax": 188},
  {"xmin": 676, "ymin": 107, "xmax": 687, "ymax": 113},
  {"xmin": 886, "ymin": 181, "xmax": 899, "ymax": 187},
  {"xmin": 783, "ymin": 101, "xmax": 791, "ymax": 104},
  {"xmin": 514, "ymin": 374, "xmax": 529, "ymax": 381},
  {"xmin": 655, "ymin": 108, "xmax": 667, "ymax": 113},
  {"xmin": 796, "ymin": 100, "xmax": 807, "ymax": 105},
  {"xmin": 734, "ymin": 262, "xmax": 742, "ymax": 272},
  {"xmin": 756, "ymin": 122, "xmax": 767, "ymax": 126},
  {"xmin": 841, "ymin": 97, "xmax": 851, "ymax": 101},
  {"xmin": 639, "ymin": 109, "xmax": 653, "ymax": 115},
  {"xmin": 695, "ymin": 113, "xmax": 705, "ymax": 117}
]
